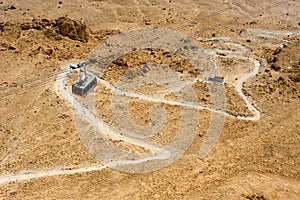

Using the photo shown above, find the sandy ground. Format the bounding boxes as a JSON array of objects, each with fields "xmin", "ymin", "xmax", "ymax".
[{"xmin": 0, "ymin": 0, "xmax": 299, "ymax": 199}]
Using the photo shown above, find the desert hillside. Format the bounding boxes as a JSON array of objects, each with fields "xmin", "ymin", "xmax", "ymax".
[{"xmin": 0, "ymin": 0, "xmax": 299, "ymax": 199}]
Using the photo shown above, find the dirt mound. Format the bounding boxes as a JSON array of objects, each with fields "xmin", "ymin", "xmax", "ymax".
[
  {"xmin": 55, "ymin": 17, "xmax": 89, "ymax": 42},
  {"xmin": 19, "ymin": 17, "xmax": 90, "ymax": 42}
]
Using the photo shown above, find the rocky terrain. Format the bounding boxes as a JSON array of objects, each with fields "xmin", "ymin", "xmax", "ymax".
[{"xmin": 0, "ymin": 0, "xmax": 299, "ymax": 199}]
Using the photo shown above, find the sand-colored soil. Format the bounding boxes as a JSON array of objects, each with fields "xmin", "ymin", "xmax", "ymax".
[{"xmin": 0, "ymin": 0, "xmax": 299, "ymax": 199}]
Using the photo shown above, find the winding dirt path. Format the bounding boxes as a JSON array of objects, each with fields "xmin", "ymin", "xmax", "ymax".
[{"xmin": 0, "ymin": 28, "xmax": 298, "ymax": 185}]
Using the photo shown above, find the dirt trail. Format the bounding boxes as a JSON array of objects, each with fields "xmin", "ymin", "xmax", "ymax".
[
  {"xmin": 0, "ymin": 1, "xmax": 299, "ymax": 198},
  {"xmin": 1, "ymin": 27, "xmax": 297, "ymax": 185}
]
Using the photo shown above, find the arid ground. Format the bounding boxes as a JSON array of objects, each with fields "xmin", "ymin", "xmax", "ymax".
[{"xmin": 0, "ymin": 0, "xmax": 299, "ymax": 199}]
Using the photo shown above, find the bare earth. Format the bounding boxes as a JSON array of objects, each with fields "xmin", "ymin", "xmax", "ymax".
[{"xmin": 0, "ymin": 0, "xmax": 299, "ymax": 199}]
